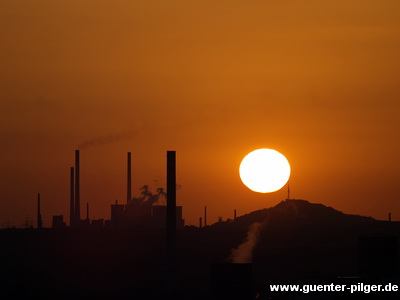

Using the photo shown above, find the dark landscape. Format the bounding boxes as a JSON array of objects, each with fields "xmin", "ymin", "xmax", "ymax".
[{"xmin": 1, "ymin": 199, "xmax": 399, "ymax": 299}]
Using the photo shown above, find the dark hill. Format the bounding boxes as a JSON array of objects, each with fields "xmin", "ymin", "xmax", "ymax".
[
  {"xmin": 180, "ymin": 199, "xmax": 399, "ymax": 295},
  {"xmin": 207, "ymin": 199, "xmax": 376, "ymax": 236},
  {"xmin": 230, "ymin": 199, "xmax": 375, "ymax": 227}
]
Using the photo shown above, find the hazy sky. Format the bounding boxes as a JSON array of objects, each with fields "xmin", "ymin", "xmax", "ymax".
[{"xmin": 1, "ymin": 0, "xmax": 400, "ymax": 227}]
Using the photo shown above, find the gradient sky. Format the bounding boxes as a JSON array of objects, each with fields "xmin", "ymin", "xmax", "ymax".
[{"xmin": 1, "ymin": 0, "xmax": 400, "ymax": 227}]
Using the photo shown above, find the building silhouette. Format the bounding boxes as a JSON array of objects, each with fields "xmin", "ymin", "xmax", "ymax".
[{"xmin": 110, "ymin": 199, "xmax": 184, "ymax": 228}]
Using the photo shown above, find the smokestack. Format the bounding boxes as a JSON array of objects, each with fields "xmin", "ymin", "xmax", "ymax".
[
  {"xmin": 75, "ymin": 150, "xmax": 81, "ymax": 224},
  {"xmin": 199, "ymin": 217, "xmax": 202, "ymax": 228},
  {"xmin": 127, "ymin": 152, "xmax": 132, "ymax": 204},
  {"xmin": 234, "ymin": 209, "xmax": 237, "ymax": 220},
  {"xmin": 86, "ymin": 202, "xmax": 90, "ymax": 220},
  {"xmin": 166, "ymin": 150, "xmax": 177, "ymax": 289},
  {"xmin": 37, "ymin": 193, "xmax": 42, "ymax": 229},
  {"xmin": 204, "ymin": 206, "xmax": 207, "ymax": 226},
  {"xmin": 70, "ymin": 167, "xmax": 75, "ymax": 227}
]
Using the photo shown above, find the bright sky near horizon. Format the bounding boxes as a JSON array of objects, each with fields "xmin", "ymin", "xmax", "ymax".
[{"xmin": 1, "ymin": 0, "xmax": 400, "ymax": 227}]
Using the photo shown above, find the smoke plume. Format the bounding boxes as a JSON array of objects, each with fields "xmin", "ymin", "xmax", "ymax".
[
  {"xmin": 227, "ymin": 222, "xmax": 263, "ymax": 263},
  {"xmin": 77, "ymin": 131, "xmax": 136, "ymax": 149},
  {"xmin": 129, "ymin": 185, "xmax": 166, "ymax": 206}
]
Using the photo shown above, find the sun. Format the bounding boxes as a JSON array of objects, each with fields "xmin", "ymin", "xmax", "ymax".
[{"xmin": 239, "ymin": 149, "xmax": 291, "ymax": 193}]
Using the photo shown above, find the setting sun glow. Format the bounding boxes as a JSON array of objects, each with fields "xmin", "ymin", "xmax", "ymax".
[{"xmin": 239, "ymin": 149, "xmax": 291, "ymax": 193}]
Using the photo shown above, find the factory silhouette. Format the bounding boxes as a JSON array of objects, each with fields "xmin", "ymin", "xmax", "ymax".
[
  {"xmin": 47, "ymin": 150, "xmax": 184, "ymax": 230},
  {"xmin": 1, "ymin": 150, "xmax": 399, "ymax": 299}
]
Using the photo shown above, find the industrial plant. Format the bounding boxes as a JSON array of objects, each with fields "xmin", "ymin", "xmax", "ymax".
[{"xmin": 47, "ymin": 150, "xmax": 184, "ymax": 230}]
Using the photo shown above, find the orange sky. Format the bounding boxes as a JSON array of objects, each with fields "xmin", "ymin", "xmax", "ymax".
[{"xmin": 1, "ymin": 0, "xmax": 400, "ymax": 227}]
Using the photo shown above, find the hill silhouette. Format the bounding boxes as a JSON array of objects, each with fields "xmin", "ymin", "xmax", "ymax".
[
  {"xmin": 211, "ymin": 198, "xmax": 376, "ymax": 231},
  {"xmin": 180, "ymin": 199, "xmax": 399, "ymax": 297}
]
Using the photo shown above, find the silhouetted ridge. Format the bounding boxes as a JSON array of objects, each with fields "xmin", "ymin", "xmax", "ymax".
[
  {"xmin": 217, "ymin": 199, "xmax": 375, "ymax": 231},
  {"xmin": 271, "ymin": 199, "xmax": 375, "ymax": 225},
  {"xmin": 275, "ymin": 199, "xmax": 346, "ymax": 217}
]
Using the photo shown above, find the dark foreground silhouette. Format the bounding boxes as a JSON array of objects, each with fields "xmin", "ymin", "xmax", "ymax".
[{"xmin": 1, "ymin": 199, "xmax": 399, "ymax": 299}]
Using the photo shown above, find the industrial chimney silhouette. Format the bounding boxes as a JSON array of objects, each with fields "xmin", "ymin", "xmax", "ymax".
[
  {"xmin": 37, "ymin": 193, "xmax": 42, "ymax": 229},
  {"xmin": 166, "ymin": 150, "xmax": 177, "ymax": 289},
  {"xmin": 75, "ymin": 150, "xmax": 81, "ymax": 224},
  {"xmin": 127, "ymin": 152, "xmax": 132, "ymax": 204},
  {"xmin": 70, "ymin": 166, "xmax": 75, "ymax": 226}
]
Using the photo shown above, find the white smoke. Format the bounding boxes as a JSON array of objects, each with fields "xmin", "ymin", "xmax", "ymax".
[
  {"xmin": 129, "ymin": 185, "xmax": 166, "ymax": 206},
  {"xmin": 227, "ymin": 222, "xmax": 263, "ymax": 263}
]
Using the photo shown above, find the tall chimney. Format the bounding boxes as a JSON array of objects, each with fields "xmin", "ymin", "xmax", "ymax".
[
  {"xmin": 75, "ymin": 150, "xmax": 81, "ymax": 224},
  {"xmin": 234, "ymin": 209, "xmax": 237, "ymax": 220},
  {"xmin": 166, "ymin": 151, "xmax": 177, "ymax": 289},
  {"xmin": 199, "ymin": 217, "xmax": 202, "ymax": 228},
  {"xmin": 70, "ymin": 167, "xmax": 75, "ymax": 227},
  {"xmin": 37, "ymin": 193, "xmax": 42, "ymax": 229},
  {"xmin": 127, "ymin": 152, "xmax": 132, "ymax": 204},
  {"xmin": 204, "ymin": 206, "xmax": 207, "ymax": 226}
]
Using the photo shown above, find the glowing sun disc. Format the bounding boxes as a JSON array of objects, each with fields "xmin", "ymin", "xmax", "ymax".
[{"xmin": 239, "ymin": 149, "xmax": 291, "ymax": 193}]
